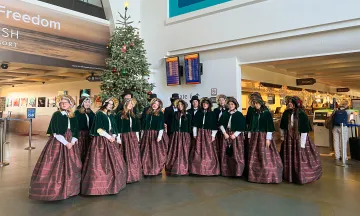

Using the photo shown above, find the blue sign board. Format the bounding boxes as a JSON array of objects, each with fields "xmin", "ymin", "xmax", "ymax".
[
  {"xmin": 184, "ymin": 53, "xmax": 201, "ymax": 84},
  {"xmin": 169, "ymin": 0, "xmax": 231, "ymax": 17},
  {"xmin": 27, "ymin": 108, "xmax": 36, "ymax": 119}
]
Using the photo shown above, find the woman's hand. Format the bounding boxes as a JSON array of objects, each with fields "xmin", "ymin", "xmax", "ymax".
[
  {"xmin": 211, "ymin": 136, "xmax": 215, "ymax": 142},
  {"xmin": 230, "ymin": 134, "xmax": 236, "ymax": 140},
  {"xmin": 109, "ymin": 137, "xmax": 115, "ymax": 143},
  {"xmin": 66, "ymin": 143, "xmax": 73, "ymax": 150},
  {"xmin": 266, "ymin": 139, "xmax": 271, "ymax": 148},
  {"xmin": 224, "ymin": 133, "xmax": 229, "ymax": 139},
  {"xmin": 157, "ymin": 137, "xmax": 162, "ymax": 142}
]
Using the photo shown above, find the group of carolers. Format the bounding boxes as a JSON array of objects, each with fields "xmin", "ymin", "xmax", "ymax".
[{"xmin": 28, "ymin": 90, "xmax": 322, "ymax": 202}]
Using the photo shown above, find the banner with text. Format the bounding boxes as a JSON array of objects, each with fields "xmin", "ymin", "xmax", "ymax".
[{"xmin": 0, "ymin": 0, "xmax": 109, "ymax": 70}]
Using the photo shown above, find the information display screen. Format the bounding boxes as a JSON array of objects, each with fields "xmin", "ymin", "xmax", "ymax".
[
  {"xmin": 184, "ymin": 53, "xmax": 201, "ymax": 84},
  {"xmin": 165, "ymin": 56, "xmax": 180, "ymax": 86}
]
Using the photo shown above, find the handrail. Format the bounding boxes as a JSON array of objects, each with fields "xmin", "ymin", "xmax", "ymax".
[{"xmin": 0, "ymin": 119, "xmax": 10, "ymax": 167}]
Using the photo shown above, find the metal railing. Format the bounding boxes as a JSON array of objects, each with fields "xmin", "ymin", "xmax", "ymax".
[{"xmin": 0, "ymin": 119, "xmax": 9, "ymax": 167}]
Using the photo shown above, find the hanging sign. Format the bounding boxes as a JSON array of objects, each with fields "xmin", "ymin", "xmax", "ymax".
[
  {"xmin": 86, "ymin": 74, "xmax": 101, "ymax": 82},
  {"xmin": 337, "ymin": 88, "xmax": 350, "ymax": 92},
  {"xmin": 296, "ymin": 78, "xmax": 316, "ymax": 85}
]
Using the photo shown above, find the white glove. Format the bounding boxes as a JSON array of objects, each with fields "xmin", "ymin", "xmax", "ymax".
[
  {"xmin": 234, "ymin": 131, "xmax": 241, "ymax": 137},
  {"xmin": 53, "ymin": 134, "xmax": 68, "ymax": 145},
  {"xmin": 157, "ymin": 130, "xmax": 164, "ymax": 140},
  {"xmin": 300, "ymin": 133, "xmax": 307, "ymax": 148},
  {"xmin": 140, "ymin": 130, "xmax": 144, "ymax": 138},
  {"xmin": 211, "ymin": 130, "xmax": 217, "ymax": 137},
  {"xmin": 266, "ymin": 132, "xmax": 273, "ymax": 140},
  {"xmin": 280, "ymin": 129, "xmax": 284, "ymax": 141},
  {"xmin": 136, "ymin": 132, "xmax": 139, "ymax": 141},
  {"xmin": 219, "ymin": 126, "xmax": 226, "ymax": 134},
  {"xmin": 193, "ymin": 127, "xmax": 197, "ymax": 137},
  {"xmin": 112, "ymin": 134, "xmax": 117, "ymax": 138},
  {"xmin": 97, "ymin": 129, "xmax": 112, "ymax": 139},
  {"xmin": 248, "ymin": 132, "xmax": 251, "ymax": 139},
  {"xmin": 71, "ymin": 137, "xmax": 78, "ymax": 144},
  {"xmin": 117, "ymin": 134, "xmax": 121, "ymax": 144}
]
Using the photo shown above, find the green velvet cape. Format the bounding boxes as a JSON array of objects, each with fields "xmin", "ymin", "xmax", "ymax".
[
  {"xmin": 46, "ymin": 111, "xmax": 79, "ymax": 138},
  {"xmin": 116, "ymin": 112, "xmax": 140, "ymax": 133},
  {"xmin": 170, "ymin": 112, "xmax": 192, "ymax": 133},
  {"xmin": 280, "ymin": 109, "xmax": 312, "ymax": 133},
  {"xmin": 141, "ymin": 111, "xmax": 165, "ymax": 131},
  {"xmin": 219, "ymin": 111, "xmax": 246, "ymax": 132},
  {"xmin": 248, "ymin": 109, "xmax": 275, "ymax": 132},
  {"xmin": 192, "ymin": 110, "xmax": 217, "ymax": 130},
  {"xmin": 90, "ymin": 111, "xmax": 118, "ymax": 136},
  {"xmin": 74, "ymin": 109, "xmax": 95, "ymax": 131}
]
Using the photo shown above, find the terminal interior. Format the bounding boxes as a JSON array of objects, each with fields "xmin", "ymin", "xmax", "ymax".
[{"xmin": 2, "ymin": 0, "xmax": 360, "ymax": 216}]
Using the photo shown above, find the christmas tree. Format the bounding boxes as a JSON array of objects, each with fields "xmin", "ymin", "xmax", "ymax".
[{"xmin": 100, "ymin": 3, "xmax": 154, "ymax": 115}]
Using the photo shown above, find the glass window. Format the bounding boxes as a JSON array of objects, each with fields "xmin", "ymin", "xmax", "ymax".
[{"xmin": 79, "ymin": 0, "xmax": 103, "ymax": 8}]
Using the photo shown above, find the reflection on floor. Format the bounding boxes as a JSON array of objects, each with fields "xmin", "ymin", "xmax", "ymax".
[{"xmin": 1, "ymin": 134, "xmax": 360, "ymax": 216}]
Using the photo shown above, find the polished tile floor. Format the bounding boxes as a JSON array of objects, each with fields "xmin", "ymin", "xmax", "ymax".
[{"xmin": 1, "ymin": 133, "xmax": 360, "ymax": 216}]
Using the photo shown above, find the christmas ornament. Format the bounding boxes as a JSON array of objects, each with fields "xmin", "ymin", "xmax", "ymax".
[
  {"xmin": 130, "ymin": 42, "xmax": 134, "ymax": 47},
  {"xmin": 121, "ymin": 69, "xmax": 127, "ymax": 75},
  {"xmin": 148, "ymin": 91, "xmax": 152, "ymax": 95},
  {"xmin": 112, "ymin": 68, "xmax": 116, "ymax": 73},
  {"xmin": 122, "ymin": 44, "xmax": 127, "ymax": 53}
]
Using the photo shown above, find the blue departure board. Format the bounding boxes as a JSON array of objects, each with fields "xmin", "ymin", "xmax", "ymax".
[
  {"xmin": 166, "ymin": 57, "xmax": 180, "ymax": 86},
  {"xmin": 184, "ymin": 53, "xmax": 201, "ymax": 84}
]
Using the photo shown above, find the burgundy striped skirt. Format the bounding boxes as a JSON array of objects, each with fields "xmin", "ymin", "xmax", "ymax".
[
  {"xmin": 215, "ymin": 130, "xmax": 224, "ymax": 164},
  {"xmin": 243, "ymin": 133, "xmax": 250, "ymax": 179},
  {"xmin": 189, "ymin": 129, "xmax": 220, "ymax": 176},
  {"xmin": 220, "ymin": 130, "xmax": 245, "ymax": 177},
  {"xmin": 165, "ymin": 132, "xmax": 191, "ymax": 175},
  {"xmin": 29, "ymin": 129, "xmax": 82, "ymax": 201},
  {"xmin": 282, "ymin": 130, "xmax": 322, "ymax": 184},
  {"xmin": 81, "ymin": 136, "xmax": 127, "ymax": 195},
  {"xmin": 248, "ymin": 132, "xmax": 283, "ymax": 183},
  {"xmin": 140, "ymin": 130, "xmax": 169, "ymax": 176},
  {"xmin": 121, "ymin": 132, "xmax": 142, "ymax": 183},
  {"xmin": 78, "ymin": 130, "xmax": 91, "ymax": 163}
]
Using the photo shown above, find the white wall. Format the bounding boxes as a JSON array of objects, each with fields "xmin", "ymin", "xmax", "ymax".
[
  {"xmin": 150, "ymin": 57, "xmax": 241, "ymax": 107},
  {"xmin": 164, "ymin": 0, "xmax": 360, "ymax": 54},
  {"xmin": 141, "ymin": 0, "xmax": 360, "ymax": 105}
]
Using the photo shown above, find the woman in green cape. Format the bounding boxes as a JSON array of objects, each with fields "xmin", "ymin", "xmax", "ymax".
[
  {"xmin": 29, "ymin": 94, "xmax": 82, "ymax": 201},
  {"xmin": 81, "ymin": 97, "xmax": 127, "ymax": 195}
]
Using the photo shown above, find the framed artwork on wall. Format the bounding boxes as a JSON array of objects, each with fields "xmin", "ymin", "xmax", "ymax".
[
  {"xmin": 47, "ymin": 97, "xmax": 56, "ymax": 107},
  {"xmin": 28, "ymin": 97, "xmax": 36, "ymax": 107},
  {"xmin": 37, "ymin": 97, "xmax": 46, "ymax": 107},
  {"xmin": 13, "ymin": 98, "xmax": 20, "ymax": 107},
  {"xmin": 80, "ymin": 89, "xmax": 91, "ymax": 98},
  {"xmin": 20, "ymin": 98, "xmax": 28, "ymax": 107},
  {"xmin": 6, "ymin": 98, "xmax": 12, "ymax": 107}
]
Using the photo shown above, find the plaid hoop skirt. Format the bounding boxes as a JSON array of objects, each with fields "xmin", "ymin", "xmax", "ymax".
[
  {"xmin": 248, "ymin": 132, "xmax": 283, "ymax": 183},
  {"xmin": 165, "ymin": 132, "xmax": 191, "ymax": 175},
  {"xmin": 78, "ymin": 130, "xmax": 91, "ymax": 163},
  {"xmin": 121, "ymin": 132, "xmax": 142, "ymax": 183},
  {"xmin": 282, "ymin": 130, "xmax": 322, "ymax": 184},
  {"xmin": 81, "ymin": 136, "xmax": 127, "ymax": 195},
  {"xmin": 189, "ymin": 129, "xmax": 220, "ymax": 176},
  {"xmin": 140, "ymin": 130, "xmax": 169, "ymax": 176},
  {"xmin": 29, "ymin": 129, "xmax": 82, "ymax": 201},
  {"xmin": 220, "ymin": 130, "xmax": 245, "ymax": 177}
]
